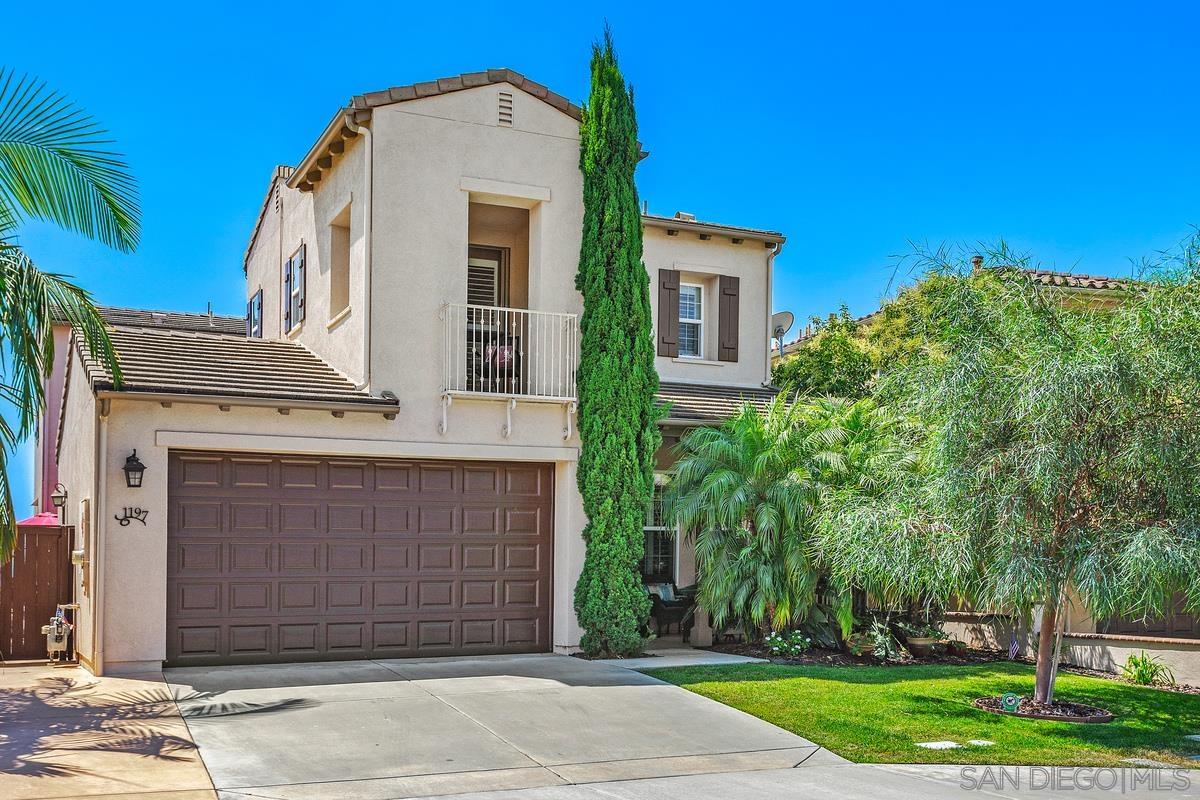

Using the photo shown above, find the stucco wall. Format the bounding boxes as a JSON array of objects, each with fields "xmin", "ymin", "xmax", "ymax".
[
  {"xmin": 644, "ymin": 227, "xmax": 774, "ymax": 388},
  {"xmin": 55, "ymin": 346, "xmax": 97, "ymax": 666}
]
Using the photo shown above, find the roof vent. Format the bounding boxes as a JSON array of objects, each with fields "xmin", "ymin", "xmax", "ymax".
[
  {"xmin": 150, "ymin": 312, "xmax": 166, "ymax": 325},
  {"xmin": 498, "ymin": 91, "xmax": 513, "ymax": 127},
  {"xmin": 673, "ymin": 211, "xmax": 696, "ymax": 222}
]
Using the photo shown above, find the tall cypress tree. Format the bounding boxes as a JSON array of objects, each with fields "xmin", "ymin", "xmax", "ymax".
[{"xmin": 573, "ymin": 30, "xmax": 661, "ymax": 657}]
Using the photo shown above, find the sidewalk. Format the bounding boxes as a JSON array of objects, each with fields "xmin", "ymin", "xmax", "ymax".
[{"xmin": 0, "ymin": 664, "xmax": 215, "ymax": 800}]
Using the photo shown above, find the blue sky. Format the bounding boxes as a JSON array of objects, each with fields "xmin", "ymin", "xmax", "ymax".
[{"xmin": 6, "ymin": 2, "xmax": 1199, "ymax": 513}]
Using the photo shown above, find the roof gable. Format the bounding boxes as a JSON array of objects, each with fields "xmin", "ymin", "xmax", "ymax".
[{"xmin": 351, "ymin": 69, "xmax": 581, "ymax": 121}]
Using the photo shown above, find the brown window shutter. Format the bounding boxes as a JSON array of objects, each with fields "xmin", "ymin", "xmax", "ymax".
[
  {"xmin": 718, "ymin": 275, "xmax": 740, "ymax": 362},
  {"xmin": 657, "ymin": 269, "xmax": 680, "ymax": 357},
  {"xmin": 283, "ymin": 256, "xmax": 292, "ymax": 331},
  {"xmin": 297, "ymin": 243, "xmax": 307, "ymax": 323}
]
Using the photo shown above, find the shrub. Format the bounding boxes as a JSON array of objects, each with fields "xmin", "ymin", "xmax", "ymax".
[
  {"xmin": 1122, "ymin": 651, "xmax": 1176, "ymax": 686},
  {"xmin": 764, "ymin": 630, "xmax": 813, "ymax": 658}
]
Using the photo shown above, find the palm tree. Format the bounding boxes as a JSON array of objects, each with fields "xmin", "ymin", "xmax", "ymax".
[
  {"xmin": 0, "ymin": 69, "xmax": 135, "ymax": 561},
  {"xmin": 664, "ymin": 395, "xmax": 908, "ymax": 636}
]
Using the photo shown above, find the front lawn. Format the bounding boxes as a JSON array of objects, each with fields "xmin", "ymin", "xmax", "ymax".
[{"xmin": 646, "ymin": 662, "xmax": 1200, "ymax": 766}]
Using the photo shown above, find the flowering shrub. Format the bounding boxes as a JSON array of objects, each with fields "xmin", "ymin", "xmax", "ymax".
[{"xmin": 764, "ymin": 630, "xmax": 813, "ymax": 658}]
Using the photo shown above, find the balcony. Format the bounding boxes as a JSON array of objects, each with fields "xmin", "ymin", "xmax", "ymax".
[{"xmin": 440, "ymin": 302, "xmax": 579, "ymax": 437}]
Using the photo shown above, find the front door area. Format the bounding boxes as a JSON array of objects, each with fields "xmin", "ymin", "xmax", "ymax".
[{"xmin": 166, "ymin": 451, "xmax": 553, "ymax": 666}]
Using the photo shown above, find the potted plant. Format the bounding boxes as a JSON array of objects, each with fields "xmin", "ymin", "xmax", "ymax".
[
  {"xmin": 897, "ymin": 621, "xmax": 947, "ymax": 656},
  {"xmin": 844, "ymin": 632, "xmax": 876, "ymax": 658}
]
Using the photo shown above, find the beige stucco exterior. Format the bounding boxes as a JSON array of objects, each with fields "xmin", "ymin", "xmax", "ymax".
[{"xmin": 48, "ymin": 78, "xmax": 781, "ymax": 673}]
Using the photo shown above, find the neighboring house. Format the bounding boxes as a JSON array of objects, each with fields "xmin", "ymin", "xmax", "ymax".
[{"xmin": 35, "ymin": 70, "xmax": 783, "ymax": 674}]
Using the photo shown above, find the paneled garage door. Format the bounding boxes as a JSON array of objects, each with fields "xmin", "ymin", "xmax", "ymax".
[{"xmin": 166, "ymin": 451, "xmax": 553, "ymax": 666}]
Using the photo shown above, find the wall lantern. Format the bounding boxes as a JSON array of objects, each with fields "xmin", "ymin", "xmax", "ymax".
[
  {"xmin": 50, "ymin": 483, "xmax": 68, "ymax": 510},
  {"xmin": 123, "ymin": 450, "xmax": 147, "ymax": 488}
]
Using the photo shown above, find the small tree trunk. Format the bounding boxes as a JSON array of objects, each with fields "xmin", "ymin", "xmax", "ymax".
[{"xmin": 1033, "ymin": 603, "xmax": 1058, "ymax": 703}]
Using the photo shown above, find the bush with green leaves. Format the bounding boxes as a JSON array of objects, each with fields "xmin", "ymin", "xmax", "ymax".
[
  {"xmin": 866, "ymin": 617, "xmax": 905, "ymax": 662},
  {"xmin": 1122, "ymin": 651, "xmax": 1176, "ymax": 686},
  {"xmin": 773, "ymin": 307, "xmax": 874, "ymax": 398},
  {"xmin": 764, "ymin": 630, "xmax": 813, "ymax": 658},
  {"xmin": 816, "ymin": 240, "xmax": 1200, "ymax": 704},
  {"xmin": 666, "ymin": 395, "xmax": 910, "ymax": 636}
]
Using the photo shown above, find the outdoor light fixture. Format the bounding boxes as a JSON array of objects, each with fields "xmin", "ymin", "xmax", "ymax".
[
  {"xmin": 50, "ymin": 483, "xmax": 68, "ymax": 510},
  {"xmin": 122, "ymin": 450, "xmax": 147, "ymax": 488}
]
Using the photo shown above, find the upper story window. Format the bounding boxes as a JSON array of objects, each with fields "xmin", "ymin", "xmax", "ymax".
[
  {"xmin": 329, "ymin": 204, "xmax": 351, "ymax": 319},
  {"xmin": 678, "ymin": 284, "xmax": 703, "ymax": 358},
  {"xmin": 283, "ymin": 244, "xmax": 306, "ymax": 333},
  {"xmin": 246, "ymin": 289, "xmax": 263, "ymax": 338}
]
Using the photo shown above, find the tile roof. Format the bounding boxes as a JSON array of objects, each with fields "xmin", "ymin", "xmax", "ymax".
[
  {"xmin": 351, "ymin": 68, "xmax": 582, "ymax": 121},
  {"xmin": 657, "ymin": 381, "xmax": 778, "ymax": 422},
  {"xmin": 78, "ymin": 324, "xmax": 395, "ymax": 408},
  {"xmin": 778, "ymin": 267, "xmax": 1129, "ymax": 354},
  {"xmin": 642, "ymin": 213, "xmax": 785, "ymax": 243},
  {"xmin": 96, "ymin": 306, "xmax": 247, "ymax": 336},
  {"xmin": 1022, "ymin": 268, "xmax": 1128, "ymax": 291}
]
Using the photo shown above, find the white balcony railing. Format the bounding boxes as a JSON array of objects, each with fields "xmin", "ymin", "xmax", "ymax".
[{"xmin": 441, "ymin": 302, "xmax": 578, "ymax": 402}]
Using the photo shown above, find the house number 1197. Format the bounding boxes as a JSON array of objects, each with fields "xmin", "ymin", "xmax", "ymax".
[{"xmin": 115, "ymin": 507, "xmax": 149, "ymax": 526}]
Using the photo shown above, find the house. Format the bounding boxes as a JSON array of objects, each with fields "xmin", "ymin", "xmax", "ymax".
[{"xmin": 35, "ymin": 69, "xmax": 782, "ymax": 674}]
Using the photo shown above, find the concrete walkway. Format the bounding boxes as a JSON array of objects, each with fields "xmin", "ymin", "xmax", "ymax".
[
  {"xmin": 0, "ymin": 664, "xmax": 215, "ymax": 800},
  {"xmin": 164, "ymin": 654, "xmax": 831, "ymax": 799},
  {"xmin": 423, "ymin": 764, "xmax": 1200, "ymax": 799},
  {"xmin": 595, "ymin": 643, "xmax": 766, "ymax": 670}
]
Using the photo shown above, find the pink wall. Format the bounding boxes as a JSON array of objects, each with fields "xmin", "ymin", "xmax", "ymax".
[{"xmin": 36, "ymin": 326, "xmax": 71, "ymax": 512}]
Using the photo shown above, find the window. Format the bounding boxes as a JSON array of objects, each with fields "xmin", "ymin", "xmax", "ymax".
[
  {"xmin": 467, "ymin": 246, "xmax": 507, "ymax": 307},
  {"xmin": 246, "ymin": 289, "xmax": 263, "ymax": 338},
  {"xmin": 678, "ymin": 283, "xmax": 703, "ymax": 358},
  {"xmin": 283, "ymin": 244, "xmax": 305, "ymax": 332},
  {"xmin": 641, "ymin": 482, "xmax": 675, "ymax": 583},
  {"xmin": 329, "ymin": 204, "xmax": 351, "ymax": 319}
]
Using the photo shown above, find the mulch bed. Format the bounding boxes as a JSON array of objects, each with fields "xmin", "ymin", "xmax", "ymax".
[
  {"xmin": 708, "ymin": 641, "xmax": 1007, "ymax": 668},
  {"xmin": 974, "ymin": 695, "xmax": 1114, "ymax": 723},
  {"xmin": 1057, "ymin": 663, "xmax": 1200, "ymax": 695}
]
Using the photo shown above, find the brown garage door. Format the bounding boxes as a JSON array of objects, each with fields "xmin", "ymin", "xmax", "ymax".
[{"xmin": 166, "ymin": 451, "xmax": 553, "ymax": 666}]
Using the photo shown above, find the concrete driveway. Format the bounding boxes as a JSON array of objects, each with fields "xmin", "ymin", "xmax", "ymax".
[{"xmin": 165, "ymin": 654, "xmax": 834, "ymax": 799}]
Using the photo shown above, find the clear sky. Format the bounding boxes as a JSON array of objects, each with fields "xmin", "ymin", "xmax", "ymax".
[{"xmin": 5, "ymin": 2, "xmax": 1199, "ymax": 514}]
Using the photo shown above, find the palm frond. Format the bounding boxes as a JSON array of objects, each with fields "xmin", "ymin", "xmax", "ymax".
[
  {"xmin": 0, "ymin": 69, "xmax": 139, "ymax": 250},
  {"xmin": 0, "ymin": 240, "xmax": 120, "ymax": 561}
]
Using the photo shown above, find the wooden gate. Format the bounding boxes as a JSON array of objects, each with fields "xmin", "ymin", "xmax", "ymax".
[{"xmin": 0, "ymin": 523, "xmax": 72, "ymax": 660}]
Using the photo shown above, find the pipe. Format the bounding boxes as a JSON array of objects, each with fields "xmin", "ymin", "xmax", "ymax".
[
  {"xmin": 92, "ymin": 398, "xmax": 110, "ymax": 674},
  {"xmin": 354, "ymin": 119, "xmax": 374, "ymax": 391},
  {"xmin": 764, "ymin": 240, "xmax": 784, "ymax": 385}
]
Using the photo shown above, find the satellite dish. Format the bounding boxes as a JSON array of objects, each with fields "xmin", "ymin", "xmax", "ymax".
[{"xmin": 771, "ymin": 310, "xmax": 795, "ymax": 342}]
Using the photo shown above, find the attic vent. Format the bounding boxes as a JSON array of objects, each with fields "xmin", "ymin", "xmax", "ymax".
[
  {"xmin": 674, "ymin": 211, "xmax": 696, "ymax": 222},
  {"xmin": 498, "ymin": 91, "xmax": 513, "ymax": 127}
]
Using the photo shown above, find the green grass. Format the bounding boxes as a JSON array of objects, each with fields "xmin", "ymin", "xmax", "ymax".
[{"xmin": 645, "ymin": 662, "xmax": 1200, "ymax": 766}]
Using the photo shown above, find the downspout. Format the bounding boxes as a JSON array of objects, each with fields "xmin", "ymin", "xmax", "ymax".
[
  {"xmin": 92, "ymin": 397, "xmax": 110, "ymax": 675},
  {"xmin": 354, "ymin": 118, "xmax": 374, "ymax": 391},
  {"xmin": 764, "ymin": 240, "xmax": 784, "ymax": 385}
]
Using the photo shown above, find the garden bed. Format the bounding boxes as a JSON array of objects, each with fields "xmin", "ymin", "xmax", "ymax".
[
  {"xmin": 973, "ymin": 696, "xmax": 1114, "ymax": 723},
  {"xmin": 708, "ymin": 641, "xmax": 1007, "ymax": 668},
  {"xmin": 708, "ymin": 641, "xmax": 1200, "ymax": 695}
]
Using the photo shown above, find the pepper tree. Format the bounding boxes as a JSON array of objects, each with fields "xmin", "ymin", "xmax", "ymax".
[{"xmin": 572, "ymin": 29, "xmax": 661, "ymax": 657}]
